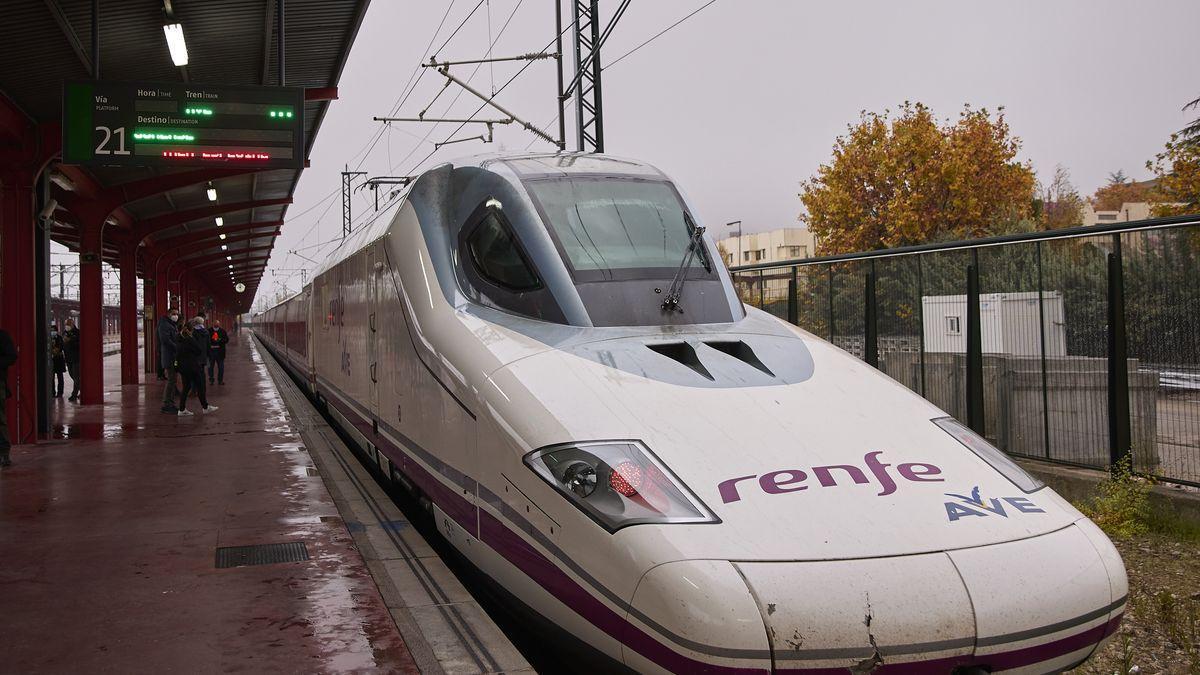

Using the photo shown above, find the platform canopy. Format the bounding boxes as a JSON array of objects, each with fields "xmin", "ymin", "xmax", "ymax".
[{"xmin": 0, "ymin": 0, "xmax": 369, "ymax": 309}]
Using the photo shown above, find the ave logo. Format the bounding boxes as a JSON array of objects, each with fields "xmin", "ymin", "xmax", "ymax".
[{"xmin": 944, "ymin": 486, "xmax": 1044, "ymax": 522}]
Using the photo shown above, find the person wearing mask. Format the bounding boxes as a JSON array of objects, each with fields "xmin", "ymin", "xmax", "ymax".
[
  {"xmin": 61, "ymin": 318, "xmax": 81, "ymax": 402},
  {"xmin": 157, "ymin": 308, "xmax": 181, "ymax": 414},
  {"xmin": 177, "ymin": 320, "xmax": 217, "ymax": 416},
  {"xmin": 0, "ymin": 328, "xmax": 16, "ymax": 467},
  {"xmin": 207, "ymin": 319, "xmax": 229, "ymax": 385},
  {"xmin": 48, "ymin": 323, "xmax": 65, "ymax": 399}
]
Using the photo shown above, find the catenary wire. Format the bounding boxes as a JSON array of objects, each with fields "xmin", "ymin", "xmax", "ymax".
[{"xmin": 603, "ymin": 0, "xmax": 718, "ymax": 71}]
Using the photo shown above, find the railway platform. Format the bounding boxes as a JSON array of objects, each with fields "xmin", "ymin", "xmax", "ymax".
[{"xmin": 0, "ymin": 336, "xmax": 528, "ymax": 673}]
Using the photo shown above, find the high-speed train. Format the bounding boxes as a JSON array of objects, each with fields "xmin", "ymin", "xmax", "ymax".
[{"xmin": 255, "ymin": 153, "xmax": 1126, "ymax": 673}]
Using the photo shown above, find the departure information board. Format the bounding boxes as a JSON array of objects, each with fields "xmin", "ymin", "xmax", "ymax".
[{"xmin": 63, "ymin": 81, "xmax": 304, "ymax": 169}]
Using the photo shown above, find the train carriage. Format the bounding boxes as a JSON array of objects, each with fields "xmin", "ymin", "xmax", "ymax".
[{"xmin": 255, "ymin": 153, "xmax": 1126, "ymax": 674}]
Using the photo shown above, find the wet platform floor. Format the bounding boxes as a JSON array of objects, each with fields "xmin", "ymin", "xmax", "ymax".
[{"xmin": 0, "ymin": 335, "xmax": 420, "ymax": 672}]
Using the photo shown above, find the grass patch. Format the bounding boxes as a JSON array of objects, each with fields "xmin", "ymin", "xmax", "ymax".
[
  {"xmin": 1078, "ymin": 457, "xmax": 1152, "ymax": 539},
  {"xmin": 1071, "ymin": 457, "xmax": 1200, "ymax": 543}
]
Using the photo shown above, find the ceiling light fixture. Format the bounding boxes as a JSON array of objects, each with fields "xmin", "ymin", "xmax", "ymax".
[
  {"xmin": 163, "ymin": 23, "xmax": 189, "ymax": 67},
  {"xmin": 215, "ymin": 217, "xmax": 223, "ymax": 227},
  {"xmin": 49, "ymin": 172, "xmax": 76, "ymax": 191},
  {"xmin": 206, "ymin": 182, "xmax": 217, "ymax": 201},
  {"xmin": 219, "ymin": 233, "xmax": 227, "ymax": 240}
]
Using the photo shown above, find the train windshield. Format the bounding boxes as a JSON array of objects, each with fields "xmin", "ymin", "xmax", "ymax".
[{"xmin": 524, "ymin": 177, "xmax": 708, "ymax": 281}]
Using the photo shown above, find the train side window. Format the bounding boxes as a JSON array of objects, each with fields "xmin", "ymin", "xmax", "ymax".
[
  {"xmin": 458, "ymin": 199, "xmax": 566, "ymax": 323},
  {"xmin": 466, "ymin": 210, "xmax": 541, "ymax": 291}
]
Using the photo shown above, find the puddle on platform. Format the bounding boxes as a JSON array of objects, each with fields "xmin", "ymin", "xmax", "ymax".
[{"xmin": 51, "ymin": 423, "xmax": 141, "ymax": 440}]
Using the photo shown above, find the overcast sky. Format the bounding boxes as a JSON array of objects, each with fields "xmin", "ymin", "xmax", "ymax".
[{"xmin": 257, "ymin": 0, "xmax": 1200, "ymax": 305}]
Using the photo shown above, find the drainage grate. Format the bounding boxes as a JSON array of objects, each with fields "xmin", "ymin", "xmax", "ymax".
[{"xmin": 215, "ymin": 542, "xmax": 310, "ymax": 569}]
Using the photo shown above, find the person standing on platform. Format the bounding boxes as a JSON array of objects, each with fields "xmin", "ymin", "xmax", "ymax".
[
  {"xmin": 158, "ymin": 308, "xmax": 181, "ymax": 414},
  {"xmin": 208, "ymin": 319, "xmax": 229, "ymax": 385},
  {"xmin": 0, "ymin": 328, "xmax": 17, "ymax": 467},
  {"xmin": 190, "ymin": 314, "xmax": 210, "ymax": 403},
  {"xmin": 177, "ymin": 320, "xmax": 217, "ymax": 416},
  {"xmin": 61, "ymin": 318, "xmax": 81, "ymax": 402},
  {"xmin": 48, "ymin": 323, "xmax": 65, "ymax": 399}
]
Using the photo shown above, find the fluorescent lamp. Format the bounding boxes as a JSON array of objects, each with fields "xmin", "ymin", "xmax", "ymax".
[
  {"xmin": 215, "ymin": 217, "xmax": 223, "ymax": 226},
  {"xmin": 219, "ymin": 233, "xmax": 226, "ymax": 240},
  {"xmin": 221, "ymin": 244, "xmax": 228, "ymax": 250},
  {"xmin": 226, "ymin": 255, "xmax": 232, "ymax": 260},
  {"xmin": 163, "ymin": 23, "xmax": 189, "ymax": 67},
  {"xmin": 206, "ymin": 182, "xmax": 217, "ymax": 201},
  {"xmin": 228, "ymin": 264, "xmax": 233, "ymax": 269},
  {"xmin": 49, "ymin": 172, "xmax": 76, "ymax": 191}
]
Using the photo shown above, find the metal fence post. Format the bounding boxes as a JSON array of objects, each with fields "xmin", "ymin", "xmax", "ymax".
[
  {"xmin": 917, "ymin": 256, "xmax": 926, "ymax": 396},
  {"xmin": 1106, "ymin": 235, "xmax": 1132, "ymax": 471},
  {"xmin": 787, "ymin": 267, "xmax": 798, "ymax": 325},
  {"xmin": 966, "ymin": 253, "xmax": 985, "ymax": 435},
  {"xmin": 758, "ymin": 269, "xmax": 765, "ymax": 308},
  {"xmin": 864, "ymin": 262, "xmax": 878, "ymax": 368},
  {"xmin": 827, "ymin": 266, "xmax": 835, "ymax": 342},
  {"xmin": 1036, "ymin": 241, "xmax": 1052, "ymax": 459}
]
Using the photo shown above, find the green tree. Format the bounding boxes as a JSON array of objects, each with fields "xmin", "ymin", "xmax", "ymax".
[
  {"xmin": 1147, "ymin": 132, "xmax": 1200, "ymax": 215},
  {"xmin": 799, "ymin": 102, "xmax": 1037, "ymax": 255},
  {"xmin": 1093, "ymin": 174, "xmax": 1153, "ymax": 211},
  {"xmin": 1181, "ymin": 94, "xmax": 1200, "ymax": 150},
  {"xmin": 1040, "ymin": 165, "xmax": 1085, "ymax": 229}
]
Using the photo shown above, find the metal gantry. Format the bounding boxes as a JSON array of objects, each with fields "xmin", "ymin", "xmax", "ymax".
[
  {"xmin": 570, "ymin": 0, "xmax": 604, "ymax": 152},
  {"xmin": 341, "ymin": 166, "xmax": 367, "ymax": 237}
]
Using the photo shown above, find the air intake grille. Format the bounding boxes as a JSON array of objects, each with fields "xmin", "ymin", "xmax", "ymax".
[
  {"xmin": 215, "ymin": 542, "xmax": 310, "ymax": 568},
  {"xmin": 647, "ymin": 342, "xmax": 714, "ymax": 380}
]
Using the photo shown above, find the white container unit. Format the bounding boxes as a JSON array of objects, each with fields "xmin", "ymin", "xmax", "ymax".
[{"xmin": 922, "ymin": 291, "xmax": 1066, "ymax": 356}]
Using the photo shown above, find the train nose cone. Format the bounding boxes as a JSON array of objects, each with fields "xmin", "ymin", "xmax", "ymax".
[
  {"xmin": 736, "ymin": 552, "xmax": 977, "ymax": 672},
  {"xmin": 625, "ymin": 560, "xmax": 773, "ymax": 673},
  {"xmin": 624, "ymin": 522, "xmax": 1125, "ymax": 673},
  {"xmin": 945, "ymin": 521, "xmax": 1127, "ymax": 672}
]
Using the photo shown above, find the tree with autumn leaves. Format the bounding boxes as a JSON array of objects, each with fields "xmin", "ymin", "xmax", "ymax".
[{"xmin": 799, "ymin": 103, "xmax": 1038, "ymax": 255}]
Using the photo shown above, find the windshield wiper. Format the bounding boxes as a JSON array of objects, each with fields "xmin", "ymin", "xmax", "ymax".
[{"xmin": 660, "ymin": 213, "xmax": 709, "ymax": 313}]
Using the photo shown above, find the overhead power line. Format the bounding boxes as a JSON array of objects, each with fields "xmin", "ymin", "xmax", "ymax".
[{"xmin": 604, "ymin": 0, "xmax": 718, "ymax": 72}]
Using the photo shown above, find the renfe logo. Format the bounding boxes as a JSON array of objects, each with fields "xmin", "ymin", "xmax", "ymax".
[{"xmin": 718, "ymin": 451, "xmax": 943, "ymax": 504}]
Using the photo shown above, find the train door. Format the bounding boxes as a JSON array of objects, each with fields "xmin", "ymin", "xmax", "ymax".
[{"xmin": 366, "ymin": 243, "xmax": 380, "ymax": 417}]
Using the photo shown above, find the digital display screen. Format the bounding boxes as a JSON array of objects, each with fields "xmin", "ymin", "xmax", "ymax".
[{"xmin": 63, "ymin": 81, "xmax": 304, "ymax": 169}]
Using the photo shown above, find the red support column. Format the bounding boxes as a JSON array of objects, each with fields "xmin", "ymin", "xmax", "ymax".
[
  {"xmin": 142, "ymin": 249, "xmax": 157, "ymax": 372},
  {"xmin": 78, "ymin": 224, "xmax": 104, "ymax": 405},
  {"xmin": 0, "ymin": 168, "xmax": 38, "ymax": 445},
  {"xmin": 118, "ymin": 246, "xmax": 139, "ymax": 385}
]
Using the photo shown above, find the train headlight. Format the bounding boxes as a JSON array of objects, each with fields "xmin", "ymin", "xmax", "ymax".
[
  {"xmin": 525, "ymin": 441, "xmax": 720, "ymax": 532},
  {"xmin": 934, "ymin": 417, "xmax": 1045, "ymax": 493}
]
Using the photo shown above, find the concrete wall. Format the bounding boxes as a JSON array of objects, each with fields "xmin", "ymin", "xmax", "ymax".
[{"xmin": 883, "ymin": 352, "xmax": 1159, "ymax": 469}]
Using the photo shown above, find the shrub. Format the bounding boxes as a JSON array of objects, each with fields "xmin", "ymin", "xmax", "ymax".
[{"xmin": 1081, "ymin": 456, "xmax": 1152, "ymax": 539}]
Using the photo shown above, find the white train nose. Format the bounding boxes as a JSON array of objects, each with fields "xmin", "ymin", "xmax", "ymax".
[{"xmin": 625, "ymin": 522, "xmax": 1125, "ymax": 673}]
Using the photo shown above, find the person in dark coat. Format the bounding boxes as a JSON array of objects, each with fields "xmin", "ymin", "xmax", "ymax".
[
  {"xmin": 61, "ymin": 318, "xmax": 81, "ymax": 402},
  {"xmin": 0, "ymin": 328, "xmax": 17, "ymax": 467},
  {"xmin": 176, "ymin": 321, "xmax": 217, "ymax": 416},
  {"xmin": 157, "ymin": 308, "xmax": 181, "ymax": 414},
  {"xmin": 189, "ymin": 314, "xmax": 210, "ymax": 406},
  {"xmin": 48, "ymin": 323, "xmax": 65, "ymax": 399},
  {"xmin": 207, "ymin": 319, "xmax": 229, "ymax": 385}
]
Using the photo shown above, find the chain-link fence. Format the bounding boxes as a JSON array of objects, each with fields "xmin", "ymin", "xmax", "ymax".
[{"xmin": 731, "ymin": 215, "xmax": 1200, "ymax": 487}]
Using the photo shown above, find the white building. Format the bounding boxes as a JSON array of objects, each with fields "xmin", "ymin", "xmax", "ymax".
[
  {"xmin": 716, "ymin": 227, "xmax": 817, "ymax": 267},
  {"xmin": 922, "ymin": 292, "xmax": 1066, "ymax": 356},
  {"xmin": 1081, "ymin": 201, "xmax": 1152, "ymax": 227}
]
